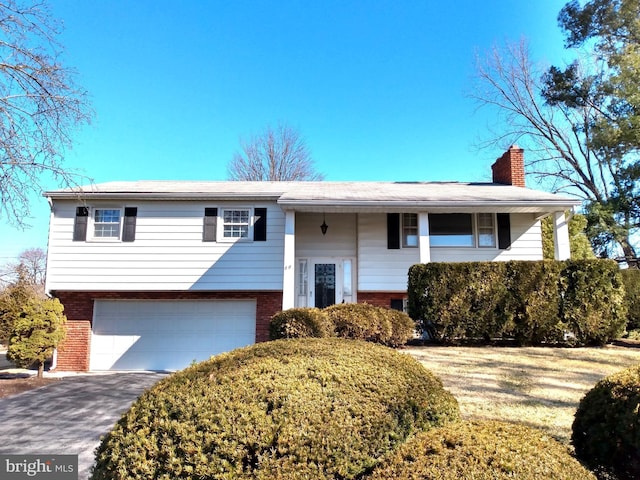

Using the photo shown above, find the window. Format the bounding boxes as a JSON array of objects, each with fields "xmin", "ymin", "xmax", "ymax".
[
  {"xmin": 429, "ymin": 213, "xmax": 474, "ymax": 247},
  {"xmin": 429, "ymin": 213, "xmax": 497, "ymax": 248},
  {"xmin": 402, "ymin": 213, "xmax": 418, "ymax": 247},
  {"xmin": 222, "ymin": 209, "xmax": 250, "ymax": 239},
  {"xmin": 93, "ymin": 209, "xmax": 121, "ymax": 239},
  {"xmin": 298, "ymin": 259, "xmax": 308, "ymax": 296},
  {"xmin": 477, "ymin": 213, "xmax": 496, "ymax": 247}
]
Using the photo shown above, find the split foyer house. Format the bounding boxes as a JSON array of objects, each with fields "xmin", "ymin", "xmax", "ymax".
[{"xmin": 44, "ymin": 146, "xmax": 580, "ymax": 371}]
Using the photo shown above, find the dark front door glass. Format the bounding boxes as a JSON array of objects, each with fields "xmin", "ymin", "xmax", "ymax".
[{"xmin": 314, "ymin": 263, "xmax": 336, "ymax": 308}]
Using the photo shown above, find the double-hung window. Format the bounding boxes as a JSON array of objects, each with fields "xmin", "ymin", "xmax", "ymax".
[
  {"xmin": 429, "ymin": 213, "xmax": 496, "ymax": 248},
  {"xmin": 93, "ymin": 209, "xmax": 121, "ymax": 239},
  {"xmin": 222, "ymin": 209, "xmax": 250, "ymax": 239},
  {"xmin": 477, "ymin": 213, "xmax": 497, "ymax": 248},
  {"xmin": 402, "ymin": 213, "xmax": 418, "ymax": 247}
]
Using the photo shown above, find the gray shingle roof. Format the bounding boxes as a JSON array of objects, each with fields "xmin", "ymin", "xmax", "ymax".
[{"xmin": 45, "ymin": 180, "xmax": 580, "ymax": 213}]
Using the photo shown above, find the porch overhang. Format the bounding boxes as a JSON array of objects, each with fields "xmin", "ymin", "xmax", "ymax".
[{"xmin": 276, "ymin": 200, "xmax": 579, "ymax": 214}]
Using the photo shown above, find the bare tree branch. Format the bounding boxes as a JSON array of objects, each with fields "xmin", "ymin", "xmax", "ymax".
[
  {"xmin": 228, "ymin": 122, "xmax": 324, "ymax": 181},
  {"xmin": 0, "ymin": 0, "xmax": 93, "ymax": 228}
]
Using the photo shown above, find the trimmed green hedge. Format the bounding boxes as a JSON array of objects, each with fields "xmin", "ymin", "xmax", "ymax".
[
  {"xmin": 408, "ymin": 259, "xmax": 626, "ymax": 346},
  {"xmin": 621, "ymin": 269, "xmax": 640, "ymax": 331},
  {"xmin": 572, "ymin": 364, "xmax": 640, "ymax": 480},
  {"xmin": 91, "ymin": 338, "xmax": 459, "ymax": 480},
  {"xmin": 367, "ymin": 420, "xmax": 596, "ymax": 480},
  {"xmin": 270, "ymin": 303, "xmax": 416, "ymax": 347}
]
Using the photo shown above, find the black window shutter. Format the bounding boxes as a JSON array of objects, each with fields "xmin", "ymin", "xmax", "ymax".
[
  {"xmin": 122, "ymin": 207, "xmax": 137, "ymax": 242},
  {"xmin": 254, "ymin": 208, "xmax": 267, "ymax": 241},
  {"xmin": 387, "ymin": 213, "xmax": 400, "ymax": 249},
  {"xmin": 73, "ymin": 207, "xmax": 89, "ymax": 241},
  {"xmin": 203, "ymin": 208, "xmax": 218, "ymax": 242},
  {"xmin": 497, "ymin": 213, "xmax": 511, "ymax": 249}
]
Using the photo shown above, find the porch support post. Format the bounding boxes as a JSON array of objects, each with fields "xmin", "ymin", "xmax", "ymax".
[
  {"xmin": 553, "ymin": 211, "xmax": 571, "ymax": 260},
  {"xmin": 282, "ymin": 210, "xmax": 296, "ymax": 310},
  {"xmin": 418, "ymin": 212, "xmax": 431, "ymax": 263}
]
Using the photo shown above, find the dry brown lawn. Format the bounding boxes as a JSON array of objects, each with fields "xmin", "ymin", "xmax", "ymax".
[{"xmin": 405, "ymin": 343, "xmax": 640, "ymax": 445}]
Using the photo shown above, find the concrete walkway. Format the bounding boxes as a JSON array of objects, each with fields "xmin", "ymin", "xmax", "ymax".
[{"xmin": 0, "ymin": 372, "xmax": 166, "ymax": 479}]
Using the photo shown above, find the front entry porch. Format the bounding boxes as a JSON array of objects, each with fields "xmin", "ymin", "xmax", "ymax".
[{"xmin": 295, "ymin": 257, "xmax": 356, "ymax": 308}]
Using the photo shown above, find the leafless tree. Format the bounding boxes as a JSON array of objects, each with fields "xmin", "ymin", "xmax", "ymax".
[
  {"xmin": 0, "ymin": 247, "xmax": 46, "ymax": 290},
  {"xmin": 0, "ymin": 0, "xmax": 92, "ymax": 227},
  {"xmin": 228, "ymin": 123, "xmax": 324, "ymax": 181},
  {"xmin": 471, "ymin": 39, "xmax": 637, "ymax": 261},
  {"xmin": 472, "ymin": 40, "xmax": 606, "ymax": 200}
]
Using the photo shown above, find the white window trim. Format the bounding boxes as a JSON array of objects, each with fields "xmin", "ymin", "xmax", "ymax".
[
  {"xmin": 402, "ymin": 213, "xmax": 419, "ymax": 248},
  {"xmin": 476, "ymin": 213, "xmax": 497, "ymax": 249},
  {"xmin": 429, "ymin": 213, "xmax": 498, "ymax": 249},
  {"xmin": 88, "ymin": 207, "xmax": 123, "ymax": 242},
  {"xmin": 217, "ymin": 207, "xmax": 255, "ymax": 242}
]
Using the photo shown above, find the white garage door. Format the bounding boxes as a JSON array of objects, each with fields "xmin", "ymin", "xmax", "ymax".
[{"xmin": 90, "ymin": 300, "xmax": 256, "ymax": 371}]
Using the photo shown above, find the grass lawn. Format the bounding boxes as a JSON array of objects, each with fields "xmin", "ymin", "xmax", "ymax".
[{"xmin": 405, "ymin": 343, "xmax": 640, "ymax": 445}]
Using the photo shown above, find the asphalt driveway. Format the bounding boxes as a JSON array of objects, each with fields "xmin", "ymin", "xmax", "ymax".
[{"xmin": 0, "ymin": 372, "xmax": 166, "ymax": 479}]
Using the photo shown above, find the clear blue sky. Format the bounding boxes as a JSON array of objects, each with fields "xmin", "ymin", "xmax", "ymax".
[{"xmin": 0, "ymin": 0, "xmax": 570, "ymax": 262}]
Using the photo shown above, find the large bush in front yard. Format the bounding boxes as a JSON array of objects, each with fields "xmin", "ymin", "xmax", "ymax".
[
  {"xmin": 269, "ymin": 307, "xmax": 334, "ymax": 339},
  {"xmin": 561, "ymin": 260, "xmax": 627, "ymax": 345},
  {"xmin": 503, "ymin": 260, "xmax": 564, "ymax": 344},
  {"xmin": 367, "ymin": 420, "xmax": 596, "ymax": 480},
  {"xmin": 621, "ymin": 268, "xmax": 640, "ymax": 331},
  {"xmin": 408, "ymin": 262, "xmax": 508, "ymax": 342},
  {"xmin": 325, "ymin": 303, "xmax": 393, "ymax": 344},
  {"xmin": 408, "ymin": 259, "xmax": 626, "ymax": 345},
  {"xmin": 386, "ymin": 308, "xmax": 417, "ymax": 347},
  {"xmin": 91, "ymin": 338, "xmax": 459, "ymax": 480},
  {"xmin": 572, "ymin": 364, "xmax": 640, "ymax": 480}
]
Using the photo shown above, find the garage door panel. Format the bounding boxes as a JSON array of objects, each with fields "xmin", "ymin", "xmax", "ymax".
[{"xmin": 90, "ymin": 300, "xmax": 256, "ymax": 371}]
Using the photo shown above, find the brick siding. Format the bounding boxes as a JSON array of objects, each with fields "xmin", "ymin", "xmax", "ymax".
[
  {"xmin": 357, "ymin": 291, "xmax": 407, "ymax": 309},
  {"xmin": 52, "ymin": 290, "xmax": 282, "ymax": 372},
  {"xmin": 491, "ymin": 145, "xmax": 525, "ymax": 187}
]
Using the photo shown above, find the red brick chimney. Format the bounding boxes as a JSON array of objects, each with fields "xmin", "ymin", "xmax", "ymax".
[{"xmin": 491, "ymin": 145, "xmax": 525, "ymax": 187}]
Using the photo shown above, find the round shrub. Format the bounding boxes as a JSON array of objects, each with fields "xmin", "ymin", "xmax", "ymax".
[
  {"xmin": 91, "ymin": 338, "xmax": 460, "ymax": 480},
  {"xmin": 269, "ymin": 307, "xmax": 333, "ymax": 339},
  {"xmin": 386, "ymin": 308, "xmax": 416, "ymax": 347},
  {"xmin": 367, "ymin": 420, "xmax": 596, "ymax": 480},
  {"xmin": 572, "ymin": 364, "xmax": 640, "ymax": 480},
  {"xmin": 325, "ymin": 303, "xmax": 393, "ymax": 344}
]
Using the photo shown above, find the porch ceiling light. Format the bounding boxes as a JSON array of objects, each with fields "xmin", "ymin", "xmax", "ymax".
[{"xmin": 320, "ymin": 214, "xmax": 328, "ymax": 235}]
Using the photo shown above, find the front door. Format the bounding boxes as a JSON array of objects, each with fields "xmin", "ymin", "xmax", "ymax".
[
  {"xmin": 314, "ymin": 263, "xmax": 336, "ymax": 308},
  {"xmin": 305, "ymin": 258, "xmax": 354, "ymax": 308}
]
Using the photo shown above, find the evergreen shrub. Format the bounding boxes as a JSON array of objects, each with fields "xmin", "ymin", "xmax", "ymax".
[
  {"xmin": 325, "ymin": 303, "xmax": 393, "ymax": 344},
  {"xmin": 572, "ymin": 364, "xmax": 640, "ymax": 480},
  {"xmin": 269, "ymin": 303, "xmax": 416, "ymax": 347},
  {"xmin": 561, "ymin": 260, "xmax": 627, "ymax": 345},
  {"xmin": 621, "ymin": 268, "xmax": 640, "ymax": 331},
  {"xmin": 408, "ymin": 259, "xmax": 626, "ymax": 346},
  {"xmin": 503, "ymin": 260, "xmax": 563, "ymax": 344},
  {"xmin": 367, "ymin": 420, "xmax": 596, "ymax": 480},
  {"xmin": 269, "ymin": 307, "xmax": 333, "ymax": 339},
  {"xmin": 91, "ymin": 338, "xmax": 459, "ymax": 480},
  {"xmin": 386, "ymin": 308, "xmax": 417, "ymax": 347}
]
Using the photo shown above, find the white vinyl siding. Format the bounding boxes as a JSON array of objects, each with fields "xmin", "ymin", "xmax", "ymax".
[
  {"xmin": 358, "ymin": 213, "xmax": 419, "ymax": 291},
  {"xmin": 46, "ymin": 201, "xmax": 284, "ymax": 291},
  {"xmin": 294, "ymin": 213, "xmax": 357, "ymax": 258}
]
